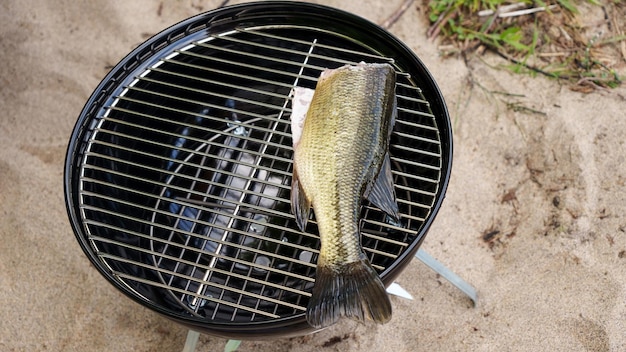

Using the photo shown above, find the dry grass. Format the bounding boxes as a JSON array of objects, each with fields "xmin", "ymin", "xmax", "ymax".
[{"xmin": 424, "ymin": 0, "xmax": 626, "ymax": 90}]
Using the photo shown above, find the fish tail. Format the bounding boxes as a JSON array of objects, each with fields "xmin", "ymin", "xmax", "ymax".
[{"xmin": 306, "ymin": 258, "xmax": 392, "ymax": 328}]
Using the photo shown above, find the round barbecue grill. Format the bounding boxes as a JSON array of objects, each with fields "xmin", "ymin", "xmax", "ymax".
[{"xmin": 64, "ymin": 1, "xmax": 452, "ymax": 339}]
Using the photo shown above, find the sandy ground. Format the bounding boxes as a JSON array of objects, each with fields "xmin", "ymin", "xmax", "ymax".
[{"xmin": 1, "ymin": 0, "xmax": 625, "ymax": 351}]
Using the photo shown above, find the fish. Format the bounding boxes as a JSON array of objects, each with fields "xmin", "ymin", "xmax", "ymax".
[{"xmin": 290, "ymin": 62, "xmax": 400, "ymax": 329}]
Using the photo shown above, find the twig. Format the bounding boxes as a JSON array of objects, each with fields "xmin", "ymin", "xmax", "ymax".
[
  {"xmin": 218, "ymin": 0, "xmax": 230, "ymax": 8},
  {"xmin": 479, "ymin": 4, "xmax": 557, "ymax": 18},
  {"xmin": 381, "ymin": 0, "xmax": 415, "ymax": 29},
  {"xmin": 575, "ymin": 78, "xmax": 610, "ymax": 92},
  {"xmin": 499, "ymin": 5, "xmax": 557, "ymax": 18},
  {"xmin": 478, "ymin": 3, "xmax": 526, "ymax": 17},
  {"xmin": 537, "ymin": 52, "xmax": 569, "ymax": 57},
  {"xmin": 428, "ymin": 7, "xmax": 458, "ymax": 39},
  {"xmin": 506, "ymin": 102, "xmax": 547, "ymax": 116},
  {"xmin": 494, "ymin": 49, "xmax": 571, "ymax": 80}
]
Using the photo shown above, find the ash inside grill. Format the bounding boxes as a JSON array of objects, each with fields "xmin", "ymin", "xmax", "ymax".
[{"xmin": 66, "ymin": 2, "xmax": 451, "ymax": 339}]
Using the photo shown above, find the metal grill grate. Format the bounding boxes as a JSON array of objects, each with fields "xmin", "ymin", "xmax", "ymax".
[{"xmin": 66, "ymin": 2, "xmax": 451, "ymax": 339}]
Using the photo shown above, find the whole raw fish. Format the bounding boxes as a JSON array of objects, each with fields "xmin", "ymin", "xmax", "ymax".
[{"xmin": 290, "ymin": 62, "xmax": 399, "ymax": 328}]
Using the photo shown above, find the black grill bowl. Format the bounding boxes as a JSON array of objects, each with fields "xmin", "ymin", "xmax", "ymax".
[{"xmin": 64, "ymin": 1, "xmax": 452, "ymax": 339}]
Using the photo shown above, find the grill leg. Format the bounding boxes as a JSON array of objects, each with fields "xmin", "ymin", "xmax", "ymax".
[
  {"xmin": 388, "ymin": 249, "xmax": 477, "ymax": 305},
  {"xmin": 414, "ymin": 248, "xmax": 477, "ymax": 305},
  {"xmin": 182, "ymin": 332, "xmax": 242, "ymax": 352},
  {"xmin": 224, "ymin": 340, "xmax": 242, "ymax": 352},
  {"xmin": 182, "ymin": 330, "xmax": 200, "ymax": 352}
]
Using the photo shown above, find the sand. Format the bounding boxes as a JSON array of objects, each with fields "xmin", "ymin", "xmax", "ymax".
[{"xmin": 1, "ymin": 0, "xmax": 625, "ymax": 351}]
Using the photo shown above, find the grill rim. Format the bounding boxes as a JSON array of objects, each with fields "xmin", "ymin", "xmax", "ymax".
[{"xmin": 64, "ymin": 1, "xmax": 452, "ymax": 339}]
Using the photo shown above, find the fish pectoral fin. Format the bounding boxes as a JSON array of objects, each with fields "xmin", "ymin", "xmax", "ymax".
[
  {"xmin": 290, "ymin": 168, "xmax": 311, "ymax": 232},
  {"xmin": 306, "ymin": 258, "xmax": 392, "ymax": 328},
  {"xmin": 365, "ymin": 153, "xmax": 400, "ymax": 222}
]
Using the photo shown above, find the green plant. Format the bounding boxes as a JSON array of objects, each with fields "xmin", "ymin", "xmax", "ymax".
[{"xmin": 426, "ymin": 0, "xmax": 625, "ymax": 89}]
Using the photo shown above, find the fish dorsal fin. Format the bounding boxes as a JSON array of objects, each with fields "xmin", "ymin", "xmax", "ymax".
[
  {"xmin": 365, "ymin": 153, "xmax": 400, "ymax": 222},
  {"xmin": 290, "ymin": 167, "xmax": 311, "ymax": 232}
]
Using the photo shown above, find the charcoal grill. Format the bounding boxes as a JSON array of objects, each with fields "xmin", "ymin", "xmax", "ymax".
[{"xmin": 64, "ymin": 1, "xmax": 452, "ymax": 339}]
